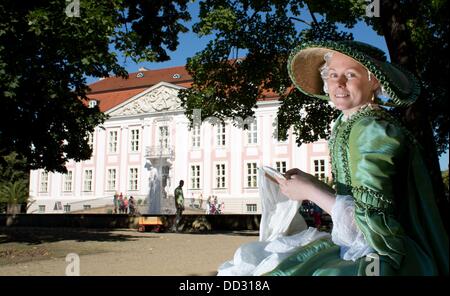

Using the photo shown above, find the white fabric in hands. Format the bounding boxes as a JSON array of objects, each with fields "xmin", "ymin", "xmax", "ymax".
[
  {"xmin": 331, "ymin": 195, "xmax": 374, "ymax": 261},
  {"xmin": 217, "ymin": 168, "xmax": 330, "ymax": 276},
  {"xmin": 258, "ymin": 167, "xmax": 306, "ymax": 241}
]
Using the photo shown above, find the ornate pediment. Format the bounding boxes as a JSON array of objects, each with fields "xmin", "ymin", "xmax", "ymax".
[{"xmin": 109, "ymin": 83, "xmax": 183, "ymax": 116}]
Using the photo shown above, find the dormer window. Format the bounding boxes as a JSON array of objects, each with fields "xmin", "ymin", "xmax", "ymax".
[
  {"xmin": 136, "ymin": 72, "xmax": 144, "ymax": 78},
  {"xmin": 172, "ymin": 73, "xmax": 181, "ymax": 79},
  {"xmin": 88, "ymin": 100, "xmax": 98, "ymax": 108}
]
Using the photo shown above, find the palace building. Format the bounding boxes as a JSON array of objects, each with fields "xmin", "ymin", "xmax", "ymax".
[{"xmin": 28, "ymin": 66, "xmax": 331, "ymax": 214}]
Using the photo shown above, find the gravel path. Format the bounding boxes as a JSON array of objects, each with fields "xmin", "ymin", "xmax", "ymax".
[{"xmin": 0, "ymin": 227, "xmax": 258, "ymax": 276}]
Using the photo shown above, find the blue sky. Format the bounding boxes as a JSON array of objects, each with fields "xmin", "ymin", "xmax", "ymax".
[{"xmin": 88, "ymin": 2, "xmax": 448, "ymax": 170}]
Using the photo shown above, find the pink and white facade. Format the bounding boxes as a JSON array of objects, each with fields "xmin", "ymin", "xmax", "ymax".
[{"xmin": 28, "ymin": 67, "xmax": 331, "ymax": 214}]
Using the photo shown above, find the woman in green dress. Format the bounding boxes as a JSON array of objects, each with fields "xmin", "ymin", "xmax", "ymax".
[{"xmin": 268, "ymin": 40, "xmax": 449, "ymax": 276}]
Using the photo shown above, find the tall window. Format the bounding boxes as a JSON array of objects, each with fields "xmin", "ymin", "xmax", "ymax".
[
  {"xmin": 108, "ymin": 130, "xmax": 118, "ymax": 153},
  {"xmin": 216, "ymin": 124, "xmax": 226, "ymax": 146},
  {"xmin": 275, "ymin": 125, "xmax": 288, "ymax": 143},
  {"xmin": 107, "ymin": 169, "xmax": 116, "ymax": 191},
  {"xmin": 129, "ymin": 168, "xmax": 139, "ymax": 191},
  {"xmin": 247, "ymin": 121, "xmax": 258, "ymax": 144},
  {"xmin": 190, "ymin": 165, "xmax": 201, "ymax": 189},
  {"xmin": 87, "ymin": 133, "xmax": 94, "ymax": 151},
  {"xmin": 215, "ymin": 164, "xmax": 226, "ymax": 188},
  {"xmin": 191, "ymin": 125, "xmax": 201, "ymax": 148},
  {"xmin": 314, "ymin": 159, "xmax": 326, "ymax": 181},
  {"xmin": 40, "ymin": 171, "xmax": 48, "ymax": 192},
  {"xmin": 130, "ymin": 129, "xmax": 140, "ymax": 152},
  {"xmin": 275, "ymin": 161, "xmax": 287, "ymax": 174},
  {"xmin": 246, "ymin": 204, "xmax": 257, "ymax": 213},
  {"xmin": 83, "ymin": 169, "xmax": 93, "ymax": 192},
  {"xmin": 246, "ymin": 162, "xmax": 258, "ymax": 188},
  {"xmin": 159, "ymin": 126, "xmax": 169, "ymax": 148},
  {"xmin": 63, "ymin": 171, "xmax": 73, "ymax": 192}
]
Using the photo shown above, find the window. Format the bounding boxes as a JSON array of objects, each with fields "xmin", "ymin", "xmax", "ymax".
[
  {"xmin": 108, "ymin": 130, "xmax": 118, "ymax": 153},
  {"xmin": 246, "ymin": 204, "xmax": 257, "ymax": 213},
  {"xmin": 313, "ymin": 159, "xmax": 326, "ymax": 181},
  {"xmin": 275, "ymin": 161, "xmax": 287, "ymax": 174},
  {"xmin": 247, "ymin": 121, "xmax": 258, "ymax": 144},
  {"xmin": 275, "ymin": 124, "xmax": 288, "ymax": 143},
  {"xmin": 215, "ymin": 164, "xmax": 226, "ymax": 188},
  {"xmin": 129, "ymin": 168, "xmax": 139, "ymax": 191},
  {"xmin": 83, "ymin": 169, "xmax": 93, "ymax": 192},
  {"xmin": 83, "ymin": 205, "xmax": 91, "ymax": 210},
  {"xmin": 38, "ymin": 205, "xmax": 46, "ymax": 213},
  {"xmin": 39, "ymin": 171, "xmax": 48, "ymax": 192},
  {"xmin": 64, "ymin": 204, "xmax": 71, "ymax": 213},
  {"xmin": 159, "ymin": 126, "xmax": 169, "ymax": 148},
  {"xmin": 191, "ymin": 125, "xmax": 201, "ymax": 148},
  {"xmin": 107, "ymin": 169, "xmax": 116, "ymax": 191},
  {"xmin": 86, "ymin": 132, "xmax": 94, "ymax": 152},
  {"xmin": 130, "ymin": 129, "xmax": 140, "ymax": 152},
  {"xmin": 53, "ymin": 201, "xmax": 62, "ymax": 211},
  {"xmin": 63, "ymin": 171, "xmax": 73, "ymax": 192},
  {"xmin": 216, "ymin": 124, "xmax": 226, "ymax": 146},
  {"xmin": 190, "ymin": 165, "xmax": 201, "ymax": 189},
  {"xmin": 246, "ymin": 162, "xmax": 258, "ymax": 188}
]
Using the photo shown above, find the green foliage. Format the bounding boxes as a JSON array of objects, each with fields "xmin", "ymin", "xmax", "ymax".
[
  {"xmin": 180, "ymin": 0, "xmax": 350, "ymax": 143},
  {"xmin": 300, "ymin": 0, "xmax": 449, "ymax": 155},
  {"xmin": 0, "ymin": 0, "xmax": 190, "ymax": 173},
  {"xmin": 0, "ymin": 152, "xmax": 29, "ymax": 184},
  {"xmin": 181, "ymin": 0, "xmax": 448, "ymax": 155},
  {"xmin": 443, "ymin": 170, "xmax": 449, "ymax": 194},
  {"xmin": 0, "ymin": 180, "xmax": 29, "ymax": 205}
]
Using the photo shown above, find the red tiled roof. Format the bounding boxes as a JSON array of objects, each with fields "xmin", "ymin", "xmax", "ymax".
[
  {"xmin": 88, "ymin": 66, "xmax": 192, "ymax": 94},
  {"xmin": 87, "ymin": 65, "xmax": 279, "ymax": 112},
  {"xmin": 87, "ymin": 87, "xmax": 149, "ymax": 112}
]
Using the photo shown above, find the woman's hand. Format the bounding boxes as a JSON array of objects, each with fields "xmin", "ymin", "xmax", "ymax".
[
  {"xmin": 276, "ymin": 169, "xmax": 318, "ymax": 201},
  {"xmin": 275, "ymin": 168, "xmax": 336, "ymax": 214}
]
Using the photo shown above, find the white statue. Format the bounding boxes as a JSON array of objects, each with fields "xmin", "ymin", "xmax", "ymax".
[{"xmin": 146, "ymin": 160, "xmax": 161, "ymax": 215}]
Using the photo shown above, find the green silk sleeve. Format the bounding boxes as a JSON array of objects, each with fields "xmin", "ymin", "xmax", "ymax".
[{"xmin": 348, "ymin": 116, "xmax": 407, "ymax": 269}]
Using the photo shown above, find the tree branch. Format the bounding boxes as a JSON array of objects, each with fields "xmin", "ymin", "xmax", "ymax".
[
  {"xmin": 305, "ymin": 2, "xmax": 319, "ymax": 27},
  {"xmin": 289, "ymin": 16, "xmax": 311, "ymax": 26}
]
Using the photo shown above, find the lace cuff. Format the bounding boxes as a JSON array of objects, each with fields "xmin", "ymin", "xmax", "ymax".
[{"xmin": 331, "ymin": 195, "xmax": 374, "ymax": 261}]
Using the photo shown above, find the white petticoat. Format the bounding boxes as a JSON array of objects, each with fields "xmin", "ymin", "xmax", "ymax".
[
  {"xmin": 217, "ymin": 168, "xmax": 373, "ymax": 276},
  {"xmin": 217, "ymin": 168, "xmax": 330, "ymax": 276}
]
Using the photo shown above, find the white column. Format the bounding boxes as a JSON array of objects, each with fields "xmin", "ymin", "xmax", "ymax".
[
  {"xmin": 203, "ymin": 122, "xmax": 212, "ymax": 197},
  {"xmin": 262, "ymin": 113, "xmax": 272, "ymax": 167},
  {"xmin": 120, "ymin": 125, "xmax": 129, "ymax": 193},
  {"xmin": 141, "ymin": 119, "xmax": 151, "ymax": 196},
  {"xmin": 230, "ymin": 123, "xmax": 242, "ymax": 197},
  {"xmin": 174, "ymin": 115, "xmax": 189, "ymax": 191},
  {"xmin": 75, "ymin": 161, "xmax": 82, "ymax": 199},
  {"xmin": 95, "ymin": 127, "xmax": 106, "ymax": 198}
]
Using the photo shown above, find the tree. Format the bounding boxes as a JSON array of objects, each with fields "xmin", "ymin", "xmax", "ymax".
[
  {"xmin": 0, "ymin": 0, "xmax": 190, "ymax": 173},
  {"xmin": 180, "ymin": 1, "xmax": 349, "ymax": 143},
  {"xmin": 0, "ymin": 152, "xmax": 29, "ymax": 213},
  {"xmin": 0, "ymin": 180, "xmax": 30, "ymax": 213},
  {"xmin": 180, "ymin": 0, "xmax": 448, "ymax": 230}
]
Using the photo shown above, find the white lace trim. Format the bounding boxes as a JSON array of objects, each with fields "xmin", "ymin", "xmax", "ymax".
[{"xmin": 331, "ymin": 195, "xmax": 374, "ymax": 261}]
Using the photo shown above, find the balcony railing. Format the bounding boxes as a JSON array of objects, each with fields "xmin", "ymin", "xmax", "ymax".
[{"xmin": 145, "ymin": 145, "xmax": 175, "ymax": 159}]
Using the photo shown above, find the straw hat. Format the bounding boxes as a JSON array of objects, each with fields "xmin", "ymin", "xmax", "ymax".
[{"xmin": 287, "ymin": 40, "xmax": 420, "ymax": 107}]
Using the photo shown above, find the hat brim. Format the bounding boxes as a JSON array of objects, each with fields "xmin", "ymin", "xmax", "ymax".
[{"xmin": 288, "ymin": 41, "xmax": 420, "ymax": 107}]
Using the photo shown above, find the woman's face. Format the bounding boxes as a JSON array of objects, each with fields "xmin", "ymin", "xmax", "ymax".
[{"xmin": 325, "ymin": 52, "xmax": 379, "ymax": 115}]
